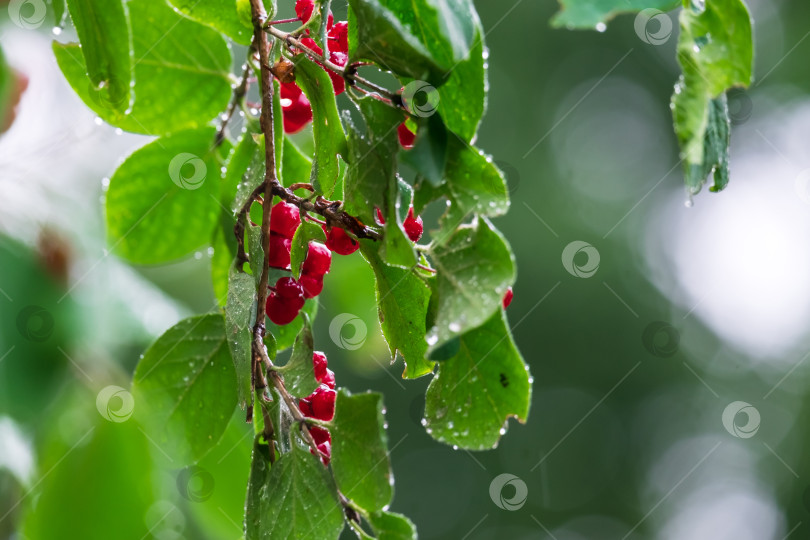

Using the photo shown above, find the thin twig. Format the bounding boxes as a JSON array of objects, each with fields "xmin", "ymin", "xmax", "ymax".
[{"xmin": 215, "ymin": 60, "xmax": 252, "ymax": 147}]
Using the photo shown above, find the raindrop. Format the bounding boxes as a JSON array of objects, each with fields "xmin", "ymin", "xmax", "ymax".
[
  {"xmin": 194, "ymin": 251, "xmax": 203, "ymax": 260},
  {"xmin": 94, "ymin": 117, "xmax": 103, "ymax": 126},
  {"xmin": 420, "ymin": 419, "xmax": 427, "ymax": 427},
  {"xmin": 595, "ymin": 22, "xmax": 607, "ymax": 32},
  {"xmin": 52, "ymin": 27, "xmax": 62, "ymax": 36}
]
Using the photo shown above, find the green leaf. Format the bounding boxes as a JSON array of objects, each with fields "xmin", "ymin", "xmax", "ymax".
[
  {"xmin": 167, "ymin": 0, "xmax": 254, "ymax": 45},
  {"xmin": 424, "ymin": 309, "xmax": 531, "ymax": 450},
  {"xmin": 348, "ymin": 0, "xmax": 477, "ymax": 83},
  {"xmin": 331, "ymin": 389, "xmax": 393, "ymax": 511},
  {"xmin": 225, "ymin": 266, "xmax": 257, "ymax": 408},
  {"xmin": 224, "ymin": 129, "xmax": 262, "ymax": 206},
  {"xmin": 53, "ymin": 0, "xmax": 231, "ymax": 134},
  {"xmin": 268, "ymin": 299, "xmax": 319, "ymax": 351},
  {"xmin": 290, "ymin": 220, "xmax": 327, "ymax": 278},
  {"xmin": 245, "ymin": 441, "xmax": 344, "ymax": 540},
  {"xmin": 551, "ymin": 0, "xmax": 679, "ymax": 29},
  {"xmin": 293, "ymin": 54, "xmax": 347, "ymax": 198},
  {"xmin": 427, "ymin": 216, "xmax": 515, "ymax": 351},
  {"xmin": 443, "ymin": 136, "xmax": 509, "ymax": 222},
  {"xmin": 437, "ymin": 18, "xmax": 486, "ymax": 142},
  {"xmin": 52, "ymin": 0, "xmax": 67, "ymax": 26},
  {"xmin": 672, "ymin": 0, "xmax": 752, "ymax": 194},
  {"xmin": 212, "ymin": 210, "xmax": 237, "ymax": 306},
  {"xmin": 278, "ymin": 313, "xmax": 320, "ymax": 398},
  {"xmin": 105, "ymin": 127, "xmax": 226, "ymax": 264},
  {"xmin": 282, "ymin": 136, "xmax": 314, "ymax": 187},
  {"xmin": 362, "ymin": 246, "xmax": 433, "ymax": 379},
  {"xmin": 399, "ymin": 113, "xmax": 448, "ymax": 187},
  {"xmin": 66, "ymin": 0, "xmax": 132, "ymax": 114},
  {"xmin": 233, "ymin": 135, "xmax": 265, "ymax": 214},
  {"xmin": 132, "ymin": 313, "xmax": 237, "ymax": 464},
  {"xmin": 344, "ymin": 98, "xmax": 416, "ymax": 268},
  {"xmin": 368, "ymin": 511, "xmax": 418, "ymax": 540}
]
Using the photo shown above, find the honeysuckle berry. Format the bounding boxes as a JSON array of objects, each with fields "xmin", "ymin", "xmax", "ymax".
[
  {"xmin": 280, "ymin": 82, "xmax": 312, "ymax": 134},
  {"xmin": 270, "ymin": 201, "xmax": 301, "ymax": 238},
  {"xmin": 312, "ymin": 351, "xmax": 328, "ymax": 381},
  {"xmin": 403, "ymin": 207, "xmax": 423, "ymax": 242},
  {"xmin": 309, "ymin": 384, "xmax": 336, "ymax": 421},
  {"xmin": 299, "ymin": 38, "xmax": 347, "ymax": 95},
  {"xmin": 299, "ymin": 274, "xmax": 324, "ymax": 299},
  {"xmin": 310, "ymin": 425, "xmax": 331, "ymax": 445},
  {"xmin": 314, "ymin": 440, "xmax": 331, "ymax": 466},
  {"xmin": 298, "ymin": 396, "xmax": 314, "ymax": 417},
  {"xmin": 375, "ymin": 207, "xmax": 385, "ymax": 225},
  {"xmin": 397, "ymin": 122, "xmax": 415, "ymax": 150},
  {"xmin": 324, "ymin": 226, "xmax": 360, "ymax": 255},
  {"xmin": 503, "ymin": 287, "xmax": 513, "ymax": 309},
  {"xmin": 267, "ymin": 233, "xmax": 292, "ymax": 270},
  {"xmin": 301, "ymin": 242, "xmax": 331, "ymax": 276},
  {"xmin": 265, "ymin": 277, "xmax": 305, "ymax": 325},
  {"xmin": 328, "ymin": 21, "xmax": 348, "ymax": 53},
  {"xmin": 321, "ymin": 368, "xmax": 335, "ymax": 389},
  {"xmin": 294, "ymin": 0, "xmax": 315, "ymax": 23}
]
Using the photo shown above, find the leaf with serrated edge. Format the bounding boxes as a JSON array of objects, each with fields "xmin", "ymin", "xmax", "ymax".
[
  {"xmin": 427, "ymin": 216, "xmax": 515, "ymax": 352},
  {"xmin": 331, "ymin": 389, "xmax": 393, "ymax": 511},
  {"xmin": 132, "ymin": 314, "xmax": 237, "ymax": 464},
  {"xmin": 245, "ymin": 441, "xmax": 344, "ymax": 540},
  {"xmin": 104, "ymin": 127, "xmax": 225, "ymax": 264},
  {"xmin": 53, "ymin": 0, "xmax": 231, "ymax": 135},
  {"xmin": 225, "ymin": 266, "xmax": 257, "ymax": 408},
  {"xmin": 362, "ymin": 245, "xmax": 433, "ymax": 378},
  {"xmin": 424, "ymin": 309, "xmax": 531, "ymax": 450}
]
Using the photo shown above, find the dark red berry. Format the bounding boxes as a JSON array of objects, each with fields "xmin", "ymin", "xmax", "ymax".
[
  {"xmin": 310, "ymin": 425, "xmax": 331, "ymax": 445},
  {"xmin": 299, "ymin": 397, "xmax": 314, "ymax": 417},
  {"xmin": 328, "ymin": 51, "xmax": 347, "ymax": 95},
  {"xmin": 265, "ymin": 293, "xmax": 304, "ymax": 325},
  {"xmin": 267, "ymin": 233, "xmax": 292, "ymax": 270},
  {"xmin": 324, "ymin": 226, "xmax": 359, "ymax": 255},
  {"xmin": 503, "ymin": 287, "xmax": 513, "ymax": 309},
  {"xmin": 398, "ymin": 122, "xmax": 415, "ymax": 149},
  {"xmin": 301, "ymin": 242, "xmax": 331, "ymax": 276},
  {"xmin": 280, "ymin": 82, "xmax": 312, "ymax": 133},
  {"xmin": 299, "ymin": 274, "xmax": 324, "ymax": 298},
  {"xmin": 314, "ymin": 440, "xmax": 331, "ymax": 466},
  {"xmin": 328, "ymin": 21, "xmax": 348, "ymax": 53},
  {"xmin": 270, "ymin": 201, "xmax": 301, "ymax": 238},
  {"xmin": 321, "ymin": 368, "xmax": 335, "ymax": 389},
  {"xmin": 312, "ymin": 351, "xmax": 328, "ymax": 381},
  {"xmin": 403, "ymin": 207, "xmax": 423, "ymax": 242},
  {"xmin": 309, "ymin": 384, "xmax": 336, "ymax": 421},
  {"xmin": 375, "ymin": 207, "xmax": 385, "ymax": 225},
  {"xmin": 295, "ymin": 0, "xmax": 315, "ymax": 22},
  {"xmin": 275, "ymin": 277, "xmax": 304, "ymax": 299}
]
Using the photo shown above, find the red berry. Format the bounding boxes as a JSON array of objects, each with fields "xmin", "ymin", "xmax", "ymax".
[
  {"xmin": 375, "ymin": 207, "xmax": 385, "ymax": 225},
  {"xmin": 265, "ymin": 293, "xmax": 304, "ymax": 325},
  {"xmin": 310, "ymin": 425, "xmax": 331, "ymax": 445},
  {"xmin": 328, "ymin": 51, "xmax": 347, "ymax": 95},
  {"xmin": 324, "ymin": 226, "xmax": 359, "ymax": 255},
  {"xmin": 313, "ymin": 440, "xmax": 331, "ymax": 466},
  {"xmin": 267, "ymin": 233, "xmax": 292, "ymax": 270},
  {"xmin": 321, "ymin": 368, "xmax": 335, "ymax": 389},
  {"xmin": 280, "ymin": 82, "xmax": 312, "ymax": 133},
  {"xmin": 295, "ymin": 0, "xmax": 314, "ymax": 22},
  {"xmin": 312, "ymin": 351, "xmax": 328, "ymax": 381},
  {"xmin": 270, "ymin": 201, "xmax": 301, "ymax": 238},
  {"xmin": 403, "ymin": 207, "xmax": 423, "ymax": 242},
  {"xmin": 301, "ymin": 242, "xmax": 331, "ymax": 276},
  {"xmin": 275, "ymin": 277, "xmax": 304, "ymax": 299},
  {"xmin": 309, "ymin": 384, "xmax": 336, "ymax": 421},
  {"xmin": 328, "ymin": 21, "xmax": 348, "ymax": 53},
  {"xmin": 502, "ymin": 287, "xmax": 513, "ymax": 309},
  {"xmin": 299, "ymin": 274, "xmax": 324, "ymax": 298},
  {"xmin": 299, "ymin": 397, "xmax": 313, "ymax": 417},
  {"xmin": 398, "ymin": 122, "xmax": 415, "ymax": 150}
]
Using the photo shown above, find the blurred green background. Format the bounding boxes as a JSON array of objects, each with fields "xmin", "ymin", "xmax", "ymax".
[{"xmin": 3, "ymin": 0, "xmax": 810, "ymax": 538}]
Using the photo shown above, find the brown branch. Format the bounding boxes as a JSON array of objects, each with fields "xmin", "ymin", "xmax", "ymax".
[
  {"xmin": 215, "ymin": 60, "xmax": 252, "ymax": 147},
  {"xmin": 264, "ymin": 25, "xmax": 402, "ymax": 106}
]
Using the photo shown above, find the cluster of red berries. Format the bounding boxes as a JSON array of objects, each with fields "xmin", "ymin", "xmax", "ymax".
[
  {"xmin": 299, "ymin": 351, "xmax": 336, "ymax": 465},
  {"xmin": 281, "ymin": 0, "xmax": 349, "ymax": 133},
  {"xmin": 375, "ymin": 206, "xmax": 423, "ymax": 242}
]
